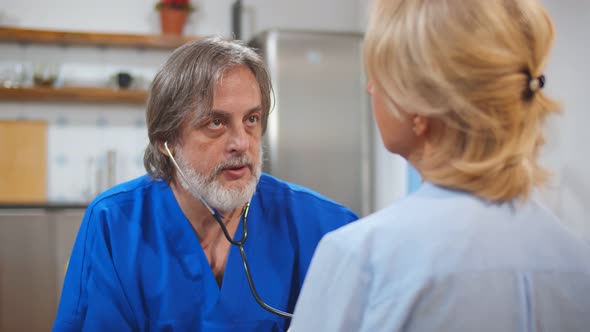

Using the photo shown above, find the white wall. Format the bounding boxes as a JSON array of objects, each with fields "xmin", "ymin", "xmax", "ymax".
[
  {"xmin": 537, "ymin": 0, "xmax": 590, "ymax": 237},
  {"xmin": 0, "ymin": 0, "xmax": 360, "ymax": 41}
]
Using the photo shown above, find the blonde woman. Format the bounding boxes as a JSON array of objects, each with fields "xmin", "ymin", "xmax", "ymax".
[{"xmin": 290, "ymin": 0, "xmax": 590, "ymax": 331}]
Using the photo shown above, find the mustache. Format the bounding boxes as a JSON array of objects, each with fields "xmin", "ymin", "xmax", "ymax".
[{"xmin": 207, "ymin": 155, "xmax": 253, "ymax": 181}]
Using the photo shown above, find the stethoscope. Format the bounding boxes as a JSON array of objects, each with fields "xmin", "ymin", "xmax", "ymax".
[{"xmin": 164, "ymin": 142, "xmax": 293, "ymax": 319}]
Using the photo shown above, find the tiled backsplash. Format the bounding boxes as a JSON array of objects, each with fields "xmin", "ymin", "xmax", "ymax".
[
  {"xmin": 1, "ymin": 104, "xmax": 148, "ymax": 203},
  {"xmin": 48, "ymin": 123, "xmax": 147, "ymax": 203}
]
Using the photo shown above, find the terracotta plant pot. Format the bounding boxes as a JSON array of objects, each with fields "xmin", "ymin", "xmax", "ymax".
[{"xmin": 159, "ymin": 8, "xmax": 188, "ymax": 36}]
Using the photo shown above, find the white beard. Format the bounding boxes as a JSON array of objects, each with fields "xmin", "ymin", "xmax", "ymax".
[{"xmin": 174, "ymin": 147, "xmax": 262, "ymax": 212}]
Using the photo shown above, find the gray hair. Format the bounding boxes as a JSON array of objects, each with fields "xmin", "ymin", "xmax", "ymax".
[{"xmin": 143, "ymin": 36, "xmax": 273, "ymax": 182}]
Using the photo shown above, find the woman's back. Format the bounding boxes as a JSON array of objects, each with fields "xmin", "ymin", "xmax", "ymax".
[
  {"xmin": 366, "ymin": 183, "xmax": 590, "ymax": 331},
  {"xmin": 293, "ymin": 183, "xmax": 590, "ymax": 331}
]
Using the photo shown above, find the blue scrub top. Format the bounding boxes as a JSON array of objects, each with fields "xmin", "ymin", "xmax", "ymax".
[{"xmin": 53, "ymin": 173, "xmax": 357, "ymax": 331}]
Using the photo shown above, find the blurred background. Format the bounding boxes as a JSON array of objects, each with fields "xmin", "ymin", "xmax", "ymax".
[{"xmin": 0, "ymin": 0, "xmax": 588, "ymax": 330}]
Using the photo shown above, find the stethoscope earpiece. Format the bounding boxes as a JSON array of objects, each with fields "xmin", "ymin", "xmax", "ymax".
[
  {"xmin": 163, "ymin": 141, "xmax": 217, "ymax": 215},
  {"xmin": 163, "ymin": 141, "xmax": 173, "ymax": 157}
]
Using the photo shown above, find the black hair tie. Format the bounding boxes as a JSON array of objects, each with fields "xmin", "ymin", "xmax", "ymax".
[
  {"xmin": 529, "ymin": 74, "xmax": 545, "ymax": 92},
  {"xmin": 524, "ymin": 72, "xmax": 546, "ymax": 99}
]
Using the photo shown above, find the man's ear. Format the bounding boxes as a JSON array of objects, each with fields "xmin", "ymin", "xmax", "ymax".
[
  {"xmin": 158, "ymin": 141, "xmax": 173, "ymax": 157},
  {"xmin": 412, "ymin": 115, "xmax": 430, "ymax": 137}
]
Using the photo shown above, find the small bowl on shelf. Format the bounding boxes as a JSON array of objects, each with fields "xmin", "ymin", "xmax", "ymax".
[
  {"xmin": 33, "ymin": 64, "xmax": 60, "ymax": 87},
  {"xmin": 116, "ymin": 72, "xmax": 133, "ymax": 89}
]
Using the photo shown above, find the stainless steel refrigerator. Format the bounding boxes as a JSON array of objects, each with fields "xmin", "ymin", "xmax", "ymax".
[{"xmin": 249, "ymin": 30, "xmax": 374, "ymax": 217}]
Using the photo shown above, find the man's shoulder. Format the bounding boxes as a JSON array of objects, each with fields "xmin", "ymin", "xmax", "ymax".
[
  {"xmin": 257, "ymin": 173, "xmax": 358, "ymax": 219},
  {"xmin": 257, "ymin": 173, "xmax": 317, "ymax": 196},
  {"xmin": 87, "ymin": 174, "xmax": 164, "ymax": 216}
]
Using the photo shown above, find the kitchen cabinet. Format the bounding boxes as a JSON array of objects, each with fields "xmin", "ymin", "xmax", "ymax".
[{"xmin": 0, "ymin": 208, "xmax": 85, "ymax": 332}]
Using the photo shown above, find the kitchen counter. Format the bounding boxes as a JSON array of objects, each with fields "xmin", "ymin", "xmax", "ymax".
[
  {"xmin": 0, "ymin": 203, "xmax": 87, "ymax": 210},
  {"xmin": 0, "ymin": 206, "xmax": 85, "ymax": 331}
]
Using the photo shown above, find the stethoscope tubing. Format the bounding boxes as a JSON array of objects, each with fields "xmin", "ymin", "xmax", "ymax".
[{"xmin": 164, "ymin": 142, "xmax": 293, "ymax": 319}]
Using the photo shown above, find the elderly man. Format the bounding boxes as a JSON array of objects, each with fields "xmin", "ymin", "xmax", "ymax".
[{"xmin": 53, "ymin": 37, "xmax": 357, "ymax": 332}]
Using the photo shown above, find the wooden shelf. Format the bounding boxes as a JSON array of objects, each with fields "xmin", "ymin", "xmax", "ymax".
[
  {"xmin": 0, "ymin": 26, "xmax": 201, "ymax": 49},
  {"xmin": 0, "ymin": 86, "xmax": 147, "ymax": 105}
]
